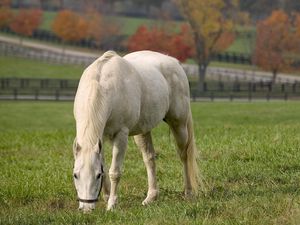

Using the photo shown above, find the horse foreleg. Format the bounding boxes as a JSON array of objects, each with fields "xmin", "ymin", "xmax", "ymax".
[
  {"xmin": 107, "ymin": 128, "xmax": 128, "ymax": 211},
  {"xmin": 134, "ymin": 132, "xmax": 158, "ymax": 205}
]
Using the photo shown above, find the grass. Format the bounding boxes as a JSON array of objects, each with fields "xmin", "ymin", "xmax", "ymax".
[
  {"xmin": 0, "ymin": 56, "xmax": 84, "ymax": 79},
  {"xmin": 40, "ymin": 11, "xmax": 171, "ymax": 36},
  {"xmin": 0, "ymin": 101, "xmax": 300, "ymax": 224}
]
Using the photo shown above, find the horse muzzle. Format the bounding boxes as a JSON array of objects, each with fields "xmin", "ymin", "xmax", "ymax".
[{"xmin": 78, "ymin": 199, "xmax": 97, "ymax": 213}]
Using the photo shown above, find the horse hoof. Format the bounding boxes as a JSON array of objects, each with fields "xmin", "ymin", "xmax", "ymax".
[
  {"xmin": 107, "ymin": 196, "xmax": 117, "ymax": 211},
  {"xmin": 107, "ymin": 205, "xmax": 114, "ymax": 211},
  {"xmin": 142, "ymin": 190, "xmax": 158, "ymax": 205},
  {"xmin": 184, "ymin": 191, "xmax": 194, "ymax": 200}
]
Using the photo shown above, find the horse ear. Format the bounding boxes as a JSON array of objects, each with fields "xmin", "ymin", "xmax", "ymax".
[
  {"xmin": 73, "ymin": 137, "xmax": 81, "ymax": 157},
  {"xmin": 94, "ymin": 140, "xmax": 102, "ymax": 154}
]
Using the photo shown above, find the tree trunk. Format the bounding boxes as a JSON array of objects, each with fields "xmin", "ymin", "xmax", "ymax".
[
  {"xmin": 198, "ymin": 63, "xmax": 207, "ymax": 92},
  {"xmin": 272, "ymin": 69, "xmax": 277, "ymax": 84}
]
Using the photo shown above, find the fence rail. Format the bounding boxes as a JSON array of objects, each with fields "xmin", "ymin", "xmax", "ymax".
[{"xmin": 1, "ymin": 78, "xmax": 299, "ymax": 101}]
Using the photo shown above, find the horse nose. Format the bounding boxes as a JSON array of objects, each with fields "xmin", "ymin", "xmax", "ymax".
[
  {"xmin": 83, "ymin": 207, "xmax": 94, "ymax": 213},
  {"xmin": 78, "ymin": 203, "xmax": 96, "ymax": 213}
]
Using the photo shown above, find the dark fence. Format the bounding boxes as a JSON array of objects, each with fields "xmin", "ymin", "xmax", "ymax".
[
  {"xmin": 0, "ymin": 78, "xmax": 78, "ymax": 101},
  {"xmin": 1, "ymin": 78, "xmax": 299, "ymax": 101},
  {"xmin": 212, "ymin": 52, "xmax": 252, "ymax": 64},
  {"xmin": 190, "ymin": 80, "xmax": 300, "ymax": 101}
]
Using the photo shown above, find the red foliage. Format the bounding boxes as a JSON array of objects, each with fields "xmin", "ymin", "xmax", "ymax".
[
  {"xmin": 127, "ymin": 24, "xmax": 195, "ymax": 62},
  {"xmin": 254, "ymin": 10, "xmax": 294, "ymax": 78},
  {"xmin": 9, "ymin": 9, "xmax": 42, "ymax": 37}
]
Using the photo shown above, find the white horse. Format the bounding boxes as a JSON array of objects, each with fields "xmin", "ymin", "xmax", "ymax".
[{"xmin": 73, "ymin": 50, "xmax": 199, "ymax": 212}]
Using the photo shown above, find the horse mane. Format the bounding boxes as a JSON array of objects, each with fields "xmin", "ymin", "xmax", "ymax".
[{"xmin": 75, "ymin": 51, "xmax": 117, "ymax": 149}]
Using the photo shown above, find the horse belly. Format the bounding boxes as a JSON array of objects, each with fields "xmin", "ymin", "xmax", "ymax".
[{"xmin": 129, "ymin": 75, "xmax": 169, "ymax": 136}]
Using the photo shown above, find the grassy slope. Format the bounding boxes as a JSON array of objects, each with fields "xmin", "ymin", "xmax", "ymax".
[
  {"xmin": 0, "ymin": 101, "xmax": 300, "ymax": 224},
  {"xmin": 0, "ymin": 56, "xmax": 84, "ymax": 79}
]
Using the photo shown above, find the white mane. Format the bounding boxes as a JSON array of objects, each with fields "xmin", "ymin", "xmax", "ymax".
[{"xmin": 74, "ymin": 51, "xmax": 117, "ymax": 149}]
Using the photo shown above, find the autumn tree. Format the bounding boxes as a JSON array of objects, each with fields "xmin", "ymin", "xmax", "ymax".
[
  {"xmin": 128, "ymin": 24, "xmax": 194, "ymax": 62},
  {"xmin": 52, "ymin": 10, "xmax": 88, "ymax": 45},
  {"xmin": 177, "ymin": 0, "xmax": 237, "ymax": 90},
  {"xmin": 84, "ymin": 9, "xmax": 103, "ymax": 47},
  {"xmin": 295, "ymin": 13, "xmax": 300, "ymax": 47},
  {"xmin": 9, "ymin": 9, "xmax": 42, "ymax": 44},
  {"xmin": 83, "ymin": 9, "xmax": 121, "ymax": 48},
  {"xmin": 0, "ymin": 0, "xmax": 13, "ymax": 29},
  {"xmin": 254, "ymin": 10, "xmax": 295, "ymax": 83}
]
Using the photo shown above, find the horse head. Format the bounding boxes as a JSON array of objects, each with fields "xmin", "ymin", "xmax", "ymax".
[{"xmin": 73, "ymin": 138, "xmax": 104, "ymax": 212}]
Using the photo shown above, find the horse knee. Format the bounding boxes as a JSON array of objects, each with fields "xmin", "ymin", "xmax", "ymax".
[
  {"xmin": 142, "ymin": 152, "xmax": 155, "ymax": 163},
  {"xmin": 109, "ymin": 172, "xmax": 121, "ymax": 182}
]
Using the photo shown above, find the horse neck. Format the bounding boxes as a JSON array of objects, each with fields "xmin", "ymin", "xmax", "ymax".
[{"xmin": 75, "ymin": 82, "xmax": 111, "ymax": 149}]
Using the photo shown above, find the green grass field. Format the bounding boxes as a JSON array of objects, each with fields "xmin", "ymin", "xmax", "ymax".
[
  {"xmin": 0, "ymin": 56, "xmax": 84, "ymax": 79},
  {"xmin": 0, "ymin": 101, "xmax": 300, "ymax": 224}
]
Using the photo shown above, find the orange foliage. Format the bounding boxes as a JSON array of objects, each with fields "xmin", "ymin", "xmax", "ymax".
[
  {"xmin": 84, "ymin": 9, "xmax": 103, "ymax": 46},
  {"xmin": 214, "ymin": 31, "xmax": 235, "ymax": 54},
  {"xmin": 295, "ymin": 13, "xmax": 300, "ymax": 40},
  {"xmin": 52, "ymin": 10, "xmax": 88, "ymax": 43},
  {"xmin": 9, "ymin": 9, "xmax": 42, "ymax": 37},
  {"xmin": 0, "ymin": 7, "xmax": 13, "ymax": 28},
  {"xmin": 0, "ymin": 0, "xmax": 11, "ymax": 7},
  {"xmin": 128, "ymin": 24, "xmax": 194, "ymax": 62},
  {"xmin": 254, "ymin": 10, "xmax": 295, "ymax": 79}
]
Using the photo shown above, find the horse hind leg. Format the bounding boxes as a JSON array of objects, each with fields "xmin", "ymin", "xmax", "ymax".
[
  {"xmin": 134, "ymin": 132, "xmax": 159, "ymax": 205},
  {"xmin": 167, "ymin": 115, "xmax": 199, "ymax": 198}
]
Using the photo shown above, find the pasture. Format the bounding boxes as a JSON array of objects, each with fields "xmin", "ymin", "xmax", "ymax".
[
  {"xmin": 0, "ymin": 101, "xmax": 300, "ymax": 224},
  {"xmin": 0, "ymin": 56, "xmax": 84, "ymax": 79}
]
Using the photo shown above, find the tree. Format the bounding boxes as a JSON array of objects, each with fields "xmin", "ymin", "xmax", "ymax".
[
  {"xmin": 0, "ymin": 0, "xmax": 11, "ymax": 7},
  {"xmin": 177, "ymin": 0, "xmax": 237, "ymax": 90},
  {"xmin": 127, "ymin": 24, "xmax": 194, "ymax": 62},
  {"xmin": 0, "ymin": 0, "xmax": 13, "ymax": 29},
  {"xmin": 85, "ymin": 9, "xmax": 120, "ymax": 47},
  {"xmin": 52, "ymin": 10, "xmax": 88, "ymax": 45},
  {"xmin": 295, "ymin": 13, "xmax": 300, "ymax": 40},
  {"xmin": 9, "ymin": 9, "xmax": 42, "ymax": 44},
  {"xmin": 84, "ymin": 9, "xmax": 103, "ymax": 47},
  {"xmin": 254, "ymin": 10, "xmax": 295, "ymax": 83}
]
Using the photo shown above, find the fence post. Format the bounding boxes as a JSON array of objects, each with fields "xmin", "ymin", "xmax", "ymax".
[
  {"xmin": 0, "ymin": 79, "xmax": 4, "ymax": 89},
  {"xmin": 281, "ymin": 83, "xmax": 285, "ymax": 93},
  {"xmin": 14, "ymin": 88, "xmax": 18, "ymax": 100},
  {"xmin": 55, "ymin": 89, "xmax": 60, "ymax": 101},
  {"xmin": 248, "ymin": 82, "xmax": 252, "ymax": 102},
  {"xmin": 210, "ymin": 92, "xmax": 214, "ymax": 102},
  {"xmin": 35, "ymin": 89, "xmax": 39, "ymax": 100},
  {"xmin": 284, "ymin": 92, "xmax": 288, "ymax": 101},
  {"xmin": 266, "ymin": 91, "xmax": 271, "ymax": 101},
  {"xmin": 292, "ymin": 82, "xmax": 296, "ymax": 93}
]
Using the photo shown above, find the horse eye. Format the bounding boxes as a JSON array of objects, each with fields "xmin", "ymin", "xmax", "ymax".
[
  {"xmin": 96, "ymin": 173, "xmax": 102, "ymax": 180},
  {"xmin": 73, "ymin": 173, "xmax": 78, "ymax": 179}
]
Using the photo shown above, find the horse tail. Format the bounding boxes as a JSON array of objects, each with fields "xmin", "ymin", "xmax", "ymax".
[
  {"xmin": 95, "ymin": 51, "xmax": 117, "ymax": 77},
  {"xmin": 186, "ymin": 109, "xmax": 201, "ymax": 194}
]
